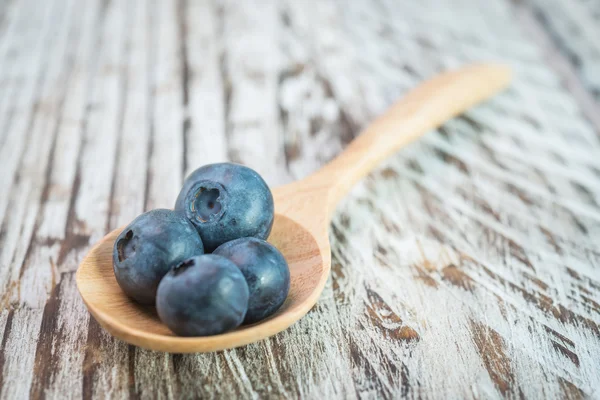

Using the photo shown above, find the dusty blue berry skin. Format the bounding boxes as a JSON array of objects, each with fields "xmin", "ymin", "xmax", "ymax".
[
  {"xmin": 156, "ymin": 254, "xmax": 249, "ymax": 336},
  {"xmin": 174, "ymin": 163, "xmax": 274, "ymax": 252},
  {"xmin": 214, "ymin": 237, "xmax": 290, "ymax": 324},
  {"xmin": 112, "ymin": 209, "xmax": 204, "ymax": 305}
]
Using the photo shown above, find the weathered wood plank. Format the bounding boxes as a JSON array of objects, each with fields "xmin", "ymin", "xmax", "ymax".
[
  {"xmin": 1, "ymin": 0, "xmax": 599, "ymax": 398},
  {"xmin": 29, "ymin": 0, "xmax": 129, "ymax": 397},
  {"xmin": 221, "ymin": 0, "xmax": 290, "ymax": 185},
  {"xmin": 524, "ymin": 0, "xmax": 600, "ymax": 100},
  {"xmin": 82, "ymin": 0, "xmax": 147, "ymax": 398},
  {"xmin": 0, "ymin": 0, "xmax": 55, "ymax": 247},
  {"xmin": 0, "ymin": 0, "xmax": 34, "ymax": 148},
  {"xmin": 182, "ymin": 0, "xmax": 228, "ymax": 172},
  {"xmin": 279, "ymin": 0, "xmax": 360, "ymax": 180},
  {"xmin": 0, "ymin": 0, "xmax": 91, "ymax": 396},
  {"xmin": 513, "ymin": 3, "xmax": 600, "ymax": 148},
  {"xmin": 145, "ymin": 0, "xmax": 185, "ymax": 211}
]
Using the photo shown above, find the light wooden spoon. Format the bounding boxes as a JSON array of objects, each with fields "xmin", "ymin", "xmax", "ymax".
[{"xmin": 76, "ymin": 63, "xmax": 511, "ymax": 353}]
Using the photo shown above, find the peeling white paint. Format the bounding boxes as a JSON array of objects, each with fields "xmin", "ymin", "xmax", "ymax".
[{"xmin": 0, "ymin": 0, "xmax": 599, "ymax": 398}]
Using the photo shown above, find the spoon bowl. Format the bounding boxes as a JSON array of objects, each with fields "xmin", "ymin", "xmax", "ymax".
[
  {"xmin": 77, "ymin": 212, "xmax": 327, "ymax": 352},
  {"xmin": 77, "ymin": 63, "xmax": 512, "ymax": 352}
]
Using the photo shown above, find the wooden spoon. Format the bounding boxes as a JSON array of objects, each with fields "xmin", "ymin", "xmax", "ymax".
[{"xmin": 76, "ymin": 63, "xmax": 511, "ymax": 353}]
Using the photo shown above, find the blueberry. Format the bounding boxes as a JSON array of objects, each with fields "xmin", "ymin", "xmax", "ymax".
[
  {"xmin": 112, "ymin": 209, "xmax": 204, "ymax": 305},
  {"xmin": 214, "ymin": 237, "xmax": 290, "ymax": 324},
  {"xmin": 156, "ymin": 254, "xmax": 249, "ymax": 336},
  {"xmin": 174, "ymin": 162, "xmax": 274, "ymax": 252}
]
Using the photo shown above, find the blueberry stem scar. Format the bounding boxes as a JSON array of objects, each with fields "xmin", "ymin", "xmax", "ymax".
[
  {"xmin": 189, "ymin": 185, "xmax": 222, "ymax": 223},
  {"xmin": 117, "ymin": 230, "xmax": 134, "ymax": 262}
]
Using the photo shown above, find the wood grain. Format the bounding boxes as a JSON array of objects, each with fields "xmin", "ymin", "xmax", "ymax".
[{"xmin": 1, "ymin": 0, "xmax": 599, "ymax": 398}]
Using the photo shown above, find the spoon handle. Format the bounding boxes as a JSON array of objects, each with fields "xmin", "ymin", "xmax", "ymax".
[{"xmin": 308, "ymin": 63, "xmax": 512, "ymax": 213}]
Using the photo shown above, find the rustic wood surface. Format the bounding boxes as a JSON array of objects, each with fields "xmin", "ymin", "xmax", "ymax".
[{"xmin": 0, "ymin": 0, "xmax": 599, "ymax": 398}]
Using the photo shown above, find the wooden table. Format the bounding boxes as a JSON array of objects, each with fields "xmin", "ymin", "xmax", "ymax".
[{"xmin": 1, "ymin": 0, "xmax": 599, "ymax": 398}]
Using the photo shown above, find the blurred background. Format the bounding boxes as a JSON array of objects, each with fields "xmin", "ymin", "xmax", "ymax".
[{"xmin": 0, "ymin": 0, "xmax": 599, "ymax": 399}]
